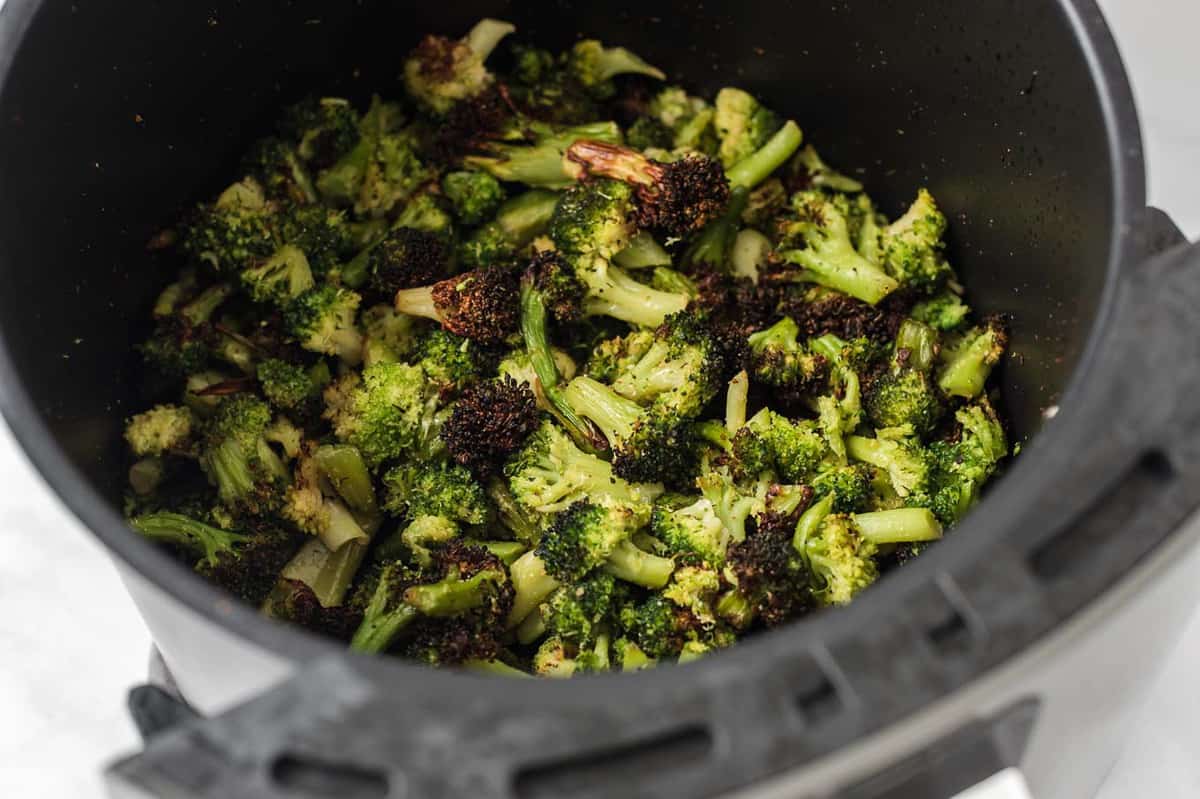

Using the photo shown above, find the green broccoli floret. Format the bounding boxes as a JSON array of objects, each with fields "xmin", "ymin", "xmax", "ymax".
[
  {"xmin": 505, "ymin": 420, "xmax": 663, "ymax": 519},
  {"xmin": 713, "ymin": 88, "xmax": 782, "ymax": 170},
  {"xmin": 460, "ymin": 190, "xmax": 560, "ymax": 267},
  {"xmin": 414, "ymin": 328, "xmax": 484, "ymax": 393},
  {"xmin": 276, "ymin": 204, "xmax": 357, "ymax": 278},
  {"xmin": 585, "ymin": 330, "xmax": 656, "ymax": 383},
  {"xmin": 284, "ymin": 285, "xmax": 363, "ymax": 364},
  {"xmin": 281, "ymin": 96, "xmax": 360, "ymax": 169},
  {"xmin": 537, "ymin": 501, "xmax": 674, "ymax": 589},
  {"xmin": 566, "ymin": 39, "xmax": 666, "ymax": 96},
  {"xmin": 811, "ymin": 464, "xmax": 874, "ymax": 513},
  {"xmin": 256, "ymin": 358, "xmax": 326, "ymax": 414},
  {"xmin": 240, "ymin": 244, "xmax": 315, "ymax": 307},
  {"xmin": 865, "ymin": 319, "xmax": 945, "ymax": 435},
  {"xmin": 441, "ymin": 170, "xmax": 506, "ymax": 225},
  {"xmin": 325, "ymin": 361, "xmax": 433, "ymax": 470},
  {"xmin": 626, "ymin": 116, "xmax": 674, "ymax": 151},
  {"xmin": 128, "ymin": 512, "xmax": 300, "ymax": 604},
  {"xmin": 402, "ymin": 19, "xmax": 516, "ymax": 115},
  {"xmin": 746, "ymin": 317, "xmax": 830, "ymax": 396},
  {"xmin": 464, "ymin": 120, "xmax": 623, "ymax": 189},
  {"xmin": 571, "ymin": 252, "xmax": 690, "ymax": 328},
  {"xmin": 647, "ymin": 86, "xmax": 717, "ymax": 154},
  {"xmin": 199, "ymin": 395, "xmax": 290, "ymax": 515},
  {"xmin": 880, "ymin": 189, "xmax": 956, "ymax": 294},
  {"xmin": 924, "ymin": 399, "xmax": 1008, "ymax": 524},
  {"xmin": 606, "ymin": 311, "xmax": 724, "ymax": 418},
  {"xmin": 281, "ymin": 446, "xmax": 375, "ymax": 552},
  {"xmin": 937, "ymin": 316, "xmax": 1009, "ymax": 399},
  {"xmin": 911, "ymin": 291, "xmax": 972, "ymax": 332},
  {"xmin": 562, "ymin": 375, "xmax": 697, "ymax": 486},
  {"xmin": 778, "ymin": 191, "xmax": 900, "ymax": 305},
  {"xmin": 394, "ymin": 515, "xmax": 459, "ymax": 568},
  {"xmin": 619, "ymin": 594, "xmax": 698, "ymax": 658},
  {"xmin": 394, "ymin": 265, "xmax": 519, "ymax": 344},
  {"xmin": 242, "ymin": 137, "xmax": 317, "ymax": 205},
  {"xmin": 846, "ymin": 429, "xmax": 932, "ymax": 500},
  {"xmin": 361, "ymin": 305, "xmax": 422, "ymax": 366},
  {"xmin": 742, "ymin": 408, "xmax": 829, "ymax": 483},
  {"xmin": 651, "ymin": 493, "xmax": 728, "ymax": 565},
  {"xmin": 350, "ymin": 540, "xmax": 512, "ymax": 655},
  {"xmin": 612, "ymin": 637, "xmax": 656, "ymax": 671},
  {"xmin": 542, "ymin": 572, "xmax": 618, "ymax": 645},
  {"xmin": 550, "ymin": 179, "xmax": 638, "ymax": 260},
  {"xmin": 696, "ymin": 464, "xmax": 768, "ymax": 547},
  {"xmin": 124, "ymin": 405, "xmax": 194, "ymax": 458},
  {"xmin": 180, "ymin": 178, "xmax": 278, "ymax": 273},
  {"xmin": 381, "ymin": 460, "xmax": 490, "ymax": 526},
  {"xmin": 681, "ymin": 186, "xmax": 751, "ymax": 272}
]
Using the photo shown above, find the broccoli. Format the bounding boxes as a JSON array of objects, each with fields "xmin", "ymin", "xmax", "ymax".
[
  {"xmin": 911, "ymin": 291, "xmax": 972, "ymax": 332},
  {"xmin": 865, "ymin": 318, "xmax": 945, "ymax": 435},
  {"xmin": 541, "ymin": 572, "xmax": 619, "ymax": 646},
  {"xmin": 199, "ymin": 395, "xmax": 290, "ymax": 515},
  {"xmin": 281, "ymin": 96, "xmax": 360, "ymax": 170},
  {"xmin": 441, "ymin": 170, "xmax": 506, "ymax": 225},
  {"xmin": 413, "ymin": 328, "xmax": 486, "ymax": 393},
  {"xmin": 366, "ymin": 227, "xmax": 448, "ymax": 299},
  {"xmin": 393, "ymin": 265, "xmax": 519, "ymax": 344},
  {"xmin": 619, "ymin": 594, "xmax": 700, "ymax": 659},
  {"xmin": 282, "ymin": 447, "xmax": 374, "ymax": 551},
  {"xmin": 647, "ymin": 86, "xmax": 718, "ymax": 154},
  {"xmin": 778, "ymin": 191, "xmax": 900, "ymax": 305},
  {"xmin": 240, "ymin": 244, "xmax": 315, "ymax": 307},
  {"xmin": 713, "ymin": 88, "xmax": 782, "ymax": 169},
  {"xmin": 626, "ymin": 116, "xmax": 674, "ymax": 151},
  {"xmin": 129, "ymin": 512, "xmax": 300, "ymax": 604},
  {"xmin": 725, "ymin": 120, "xmax": 805, "ymax": 190},
  {"xmin": 564, "ymin": 140, "xmax": 730, "ymax": 238},
  {"xmin": 459, "ymin": 189, "xmax": 560, "ymax": 267},
  {"xmin": 360, "ymin": 304, "xmax": 422, "ymax": 366},
  {"xmin": 381, "ymin": 460, "xmax": 490, "ymax": 526},
  {"xmin": 350, "ymin": 541, "xmax": 512, "ymax": 655},
  {"xmin": 682, "ymin": 186, "xmax": 751, "ymax": 272},
  {"xmin": 880, "ymin": 189, "xmax": 956, "ymax": 294},
  {"xmin": 585, "ymin": 329, "xmax": 656, "ymax": 383},
  {"xmin": 538, "ymin": 501, "xmax": 674, "ymax": 589},
  {"xmin": 180, "ymin": 178, "xmax": 278, "ymax": 273},
  {"xmin": 696, "ymin": 464, "xmax": 768, "ymax": 547},
  {"xmin": 811, "ymin": 464, "xmax": 874, "ymax": 513},
  {"xmin": 125, "ymin": 405, "xmax": 193, "ymax": 458},
  {"xmin": 276, "ymin": 204, "xmax": 357, "ymax": 279},
  {"xmin": 284, "ymin": 285, "xmax": 364, "ymax": 365},
  {"xmin": 256, "ymin": 358, "xmax": 326, "ymax": 415},
  {"xmin": 613, "ymin": 230, "xmax": 673, "ymax": 270},
  {"xmin": 571, "ymin": 253, "xmax": 690, "ymax": 329},
  {"xmin": 402, "ymin": 19, "xmax": 516, "ymax": 115},
  {"xmin": 609, "ymin": 311, "xmax": 724, "ymax": 418},
  {"xmin": 242, "ymin": 137, "xmax": 317, "ymax": 205},
  {"xmin": 525, "ymin": 250, "xmax": 585, "ymax": 323},
  {"xmin": 789, "ymin": 145, "xmax": 864, "ymax": 193},
  {"xmin": 746, "ymin": 317, "xmax": 831, "ymax": 397},
  {"xmin": 937, "ymin": 316, "xmax": 1009, "ymax": 399},
  {"xmin": 846, "ymin": 429, "xmax": 932, "ymax": 500},
  {"xmin": 325, "ymin": 361, "xmax": 433, "ymax": 469},
  {"xmin": 505, "ymin": 420, "xmax": 662, "ymax": 519},
  {"xmin": 464, "ymin": 120, "xmax": 623, "ymax": 189},
  {"xmin": 723, "ymin": 508, "xmax": 810, "ymax": 627},
  {"xmin": 550, "ymin": 179, "xmax": 638, "ymax": 260},
  {"xmin": 562, "ymin": 375, "xmax": 698, "ymax": 486},
  {"xmin": 397, "ymin": 515, "xmax": 459, "ymax": 568},
  {"xmin": 440, "ymin": 376, "xmax": 540, "ymax": 479},
  {"xmin": 651, "ymin": 494, "xmax": 728, "ymax": 565},
  {"xmin": 924, "ymin": 400, "xmax": 1008, "ymax": 524},
  {"xmin": 566, "ymin": 39, "xmax": 666, "ymax": 95}
]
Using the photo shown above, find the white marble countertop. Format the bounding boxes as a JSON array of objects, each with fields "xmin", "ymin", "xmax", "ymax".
[{"xmin": 1, "ymin": 0, "xmax": 1198, "ymax": 795}]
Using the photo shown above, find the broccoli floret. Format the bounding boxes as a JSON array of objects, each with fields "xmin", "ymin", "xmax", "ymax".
[
  {"xmin": 611, "ymin": 637, "xmax": 656, "ymax": 671},
  {"xmin": 242, "ymin": 136, "xmax": 317, "ymax": 205},
  {"xmin": 276, "ymin": 204, "xmax": 357, "ymax": 279},
  {"xmin": 681, "ymin": 186, "xmax": 751, "ymax": 272},
  {"xmin": 414, "ymin": 328, "xmax": 486, "ymax": 393},
  {"xmin": 566, "ymin": 39, "xmax": 666, "ymax": 96},
  {"xmin": 180, "ymin": 178, "xmax": 278, "ymax": 273},
  {"xmin": 129, "ymin": 512, "xmax": 300, "ymax": 604},
  {"xmin": 846, "ymin": 429, "xmax": 932, "ymax": 500},
  {"xmin": 366, "ymin": 227, "xmax": 449, "ymax": 298},
  {"xmin": 505, "ymin": 420, "xmax": 662, "ymax": 519},
  {"xmin": 542, "ymin": 572, "xmax": 618, "ymax": 645},
  {"xmin": 441, "ymin": 170, "xmax": 506, "ymax": 225},
  {"xmin": 532, "ymin": 636, "xmax": 579, "ymax": 677},
  {"xmin": 441, "ymin": 377, "xmax": 540, "ymax": 479},
  {"xmin": 651, "ymin": 493, "xmax": 728, "ymax": 565},
  {"xmin": 925, "ymin": 400, "xmax": 1008, "ymax": 524},
  {"xmin": 550, "ymin": 179, "xmax": 638, "ymax": 260},
  {"xmin": 865, "ymin": 318, "xmax": 945, "ymax": 435},
  {"xmin": 609, "ymin": 311, "xmax": 724, "ymax": 418},
  {"xmin": 746, "ymin": 317, "xmax": 831, "ymax": 397},
  {"xmin": 562, "ymin": 376, "xmax": 698, "ymax": 486},
  {"xmin": 397, "ymin": 515, "xmax": 459, "ymax": 568},
  {"xmin": 778, "ymin": 191, "xmax": 900, "ymax": 305},
  {"xmin": 360, "ymin": 304, "xmax": 422, "ymax": 366},
  {"xmin": 695, "ymin": 464, "xmax": 768, "ymax": 547},
  {"xmin": 571, "ymin": 253, "xmax": 690, "ymax": 329},
  {"xmin": 393, "ymin": 265, "xmax": 519, "ymax": 344},
  {"xmin": 240, "ymin": 244, "xmax": 315, "ymax": 307},
  {"xmin": 937, "ymin": 316, "xmax": 1009, "ymax": 399},
  {"xmin": 526, "ymin": 250, "xmax": 585, "ymax": 324},
  {"xmin": 536, "ymin": 501, "xmax": 670, "ymax": 588},
  {"xmin": 281, "ymin": 96, "xmax": 361, "ymax": 170},
  {"xmin": 350, "ymin": 540, "xmax": 512, "ymax": 655},
  {"xmin": 198, "ymin": 395, "xmax": 290, "ymax": 515},
  {"xmin": 284, "ymin": 285, "xmax": 364, "ymax": 364},
  {"xmin": 911, "ymin": 291, "xmax": 972, "ymax": 332},
  {"xmin": 325, "ymin": 361, "xmax": 432, "ymax": 469},
  {"xmin": 256, "ymin": 358, "xmax": 325, "ymax": 414},
  {"xmin": 880, "ymin": 189, "xmax": 956, "ymax": 294},
  {"xmin": 459, "ymin": 190, "xmax": 560, "ymax": 267},
  {"xmin": 811, "ymin": 464, "xmax": 874, "ymax": 513},
  {"xmin": 725, "ymin": 120, "xmax": 805, "ymax": 191},
  {"xmin": 789, "ymin": 145, "xmax": 864, "ymax": 193},
  {"xmin": 713, "ymin": 88, "xmax": 782, "ymax": 170},
  {"xmin": 465, "ymin": 120, "xmax": 623, "ymax": 189},
  {"xmin": 626, "ymin": 116, "xmax": 675, "ymax": 151},
  {"xmin": 382, "ymin": 460, "xmax": 490, "ymax": 527},
  {"xmin": 281, "ymin": 446, "xmax": 374, "ymax": 551},
  {"xmin": 125, "ymin": 405, "xmax": 194, "ymax": 458},
  {"xmin": 647, "ymin": 86, "xmax": 718, "ymax": 154},
  {"xmin": 724, "ymin": 508, "xmax": 810, "ymax": 627},
  {"xmin": 619, "ymin": 594, "xmax": 699, "ymax": 658},
  {"xmin": 402, "ymin": 19, "xmax": 516, "ymax": 115},
  {"xmin": 585, "ymin": 329, "xmax": 656, "ymax": 383},
  {"xmin": 565, "ymin": 140, "xmax": 730, "ymax": 238},
  {"xmin": 742, "ymin": 408, "xmax": 829, "ymax": 483}
]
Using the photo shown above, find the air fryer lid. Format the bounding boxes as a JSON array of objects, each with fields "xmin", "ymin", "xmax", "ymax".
[{"xmin": 2, "ymin": 1, "xmax": 1200, "ymax": 797}]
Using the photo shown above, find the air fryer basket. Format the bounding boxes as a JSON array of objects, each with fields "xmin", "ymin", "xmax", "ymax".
[{"xmin": 1, "ymin": 1, "xmax": 1199, "ymax": 798}]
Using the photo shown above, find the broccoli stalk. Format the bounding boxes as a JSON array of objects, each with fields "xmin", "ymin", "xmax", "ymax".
[
  {"xmin": 613, "ymin": 231, "xmax": 673, "ymax": 269},
  {"xmin": 937, "ymin": 317, "xmax": 1009, "ymax": 399},
  {"xmin": 463, "ymin": 121, "xmax": 623, "ymax": 189},
  {"xmin": 575, "ymin": 253, "xmax": 690, "ymax": 328},
  {"xmin": 726, "ymin": 120, "xmax": 804, "ymax": 190},
  {"xmin": 129, "ymin": 512, "xmax": 252, "ymax": 569},
  {"xmin": 568, "ymin": 40, "xmax": 666, "ymax": 89},
  {"xmin": 507, "ymin": 550, "xmax": 562, "ymax": 628},
  {"xmin": 682, "ymin": 186, "xmax": 751, "ymax": 272}
]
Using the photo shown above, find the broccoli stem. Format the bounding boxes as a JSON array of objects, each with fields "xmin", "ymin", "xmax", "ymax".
[
  {"xmin": 180, "ymin": 283, "xmax": 234, "ymax": 326},
  {"xmin": 938, "ymin": 330, "xmax": 1001, "ymax": 399},
  {"xmin": 579, "ymin": 258, "xmax": 689, "ymax": 328},
  {"xmin": 895, "ymin": 319, "xmax": 937, "ymax": 373},
  {"xmin": 727, "ymin": 120, "xmax": 803, "ymax": 190},
  {"xmin": 488, "ymin": 478, "xmax": 540, "ymax": 544},
  {"xmin": 129, "ymin": 512, "xmax": 248, "ymax": 568},
  {"xmin": 463, "ymin": 659, "xmax": 532, "ymax": 678},
  {"xmin": 614, "ymin": 231, "xmax": 672, "ymax": 269},
  {"xmin": 464, "ymin": 18, "xmax": 517, "ymax": 60},
  {"xmin": 406, "ymin": 570, "xmax": 504, "ymax": 616},
  {"xmin": 791, "ymin": 494, "xmax": 834, "ymax": 554},
  {"xmin": 479, "ymin": 540, "xmax": 528, "ymax": 565},
  {"xmin": 716, "ymin": 589, "xmax": 754, "ymax": 628},
  {"xmin": 603, "ymin": 539, "xmax": 675, "ymax": 589},
  {"xmin": 516, "ymin": 607, "xmax": 548, "ymax": 644},
  {"xmin": 491, "ymin": 190, "xmax": 561, "ymax": 248},
  {"xmin": 351, "ymin": 568, "xmax": 503, "ymax": 654},
  {"xmin": 350, "ymin": 600, "xmax": 419, "ymax": 654},
  {"xmin": 310, "ymin": 538, "xmax": 369, "ymax": 607},
  {"xmin": 782, "ymin": 248, "xmax": 899, "ymax": 307},
  {"xmin": 393, "ymin": 286, "xmax": 439, "ymax": 321},
  {"xmin": 562, "ymin": 376, "xmax": 642, "ymax": 446},
  {"xmin": 314, "ymin": 444, "xmax": 378, "ymax": 515},
  {"xmin": 682, "ymin": 186, "xmax": 750, "ymax": 271},
  {"xmin": 319, "ymin": 500, "xmax": 369, "ymax": 551},
  {"xmin": 507, "ymin": 551, "xmax": 561, "ymax": 629},
  {"xmin": 853, "ymin": 508, "xmax": 943, "ymax": 545},
  {"xmin": 650, "ymin": 267, "xmax": 698, "ymax": 297},
  {"xmin": 725, "ymin": 370, "xmax": 750, "ymax": 434}
]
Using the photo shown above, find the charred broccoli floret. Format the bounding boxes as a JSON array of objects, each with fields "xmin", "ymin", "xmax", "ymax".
[
  {"xmin": 746, "ymin": 316, "xmax": 830, "ymax": 397},
  {"xmin": 441, "ymin": 376, "xmax": 540, "ymax": 479},
  {"xmin": 242, "ymin": 137, "xmax": 317, "ymax": 205},
  {"xmin": 393, "ymin": 265, "xmax": 519, "ymax": 344},
  {"xmin": 464, "ymin": 120, "xmax": 623, "ymax": 189},
  {"xmin": 402, "ymin": 18, "xmax": 516, "ymax": 115},
  {"xmin": 281, "ymin": 96, "xmax": 360, "ymax": 170},
  {"xmin": 366, "ymin": 227, "xmax": 449, "ymax": 298}
]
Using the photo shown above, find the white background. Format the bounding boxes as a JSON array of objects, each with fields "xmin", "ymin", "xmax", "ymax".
[{"xmin": 0, "ymin": 0, "xmax": 1198, "ymax": 795}]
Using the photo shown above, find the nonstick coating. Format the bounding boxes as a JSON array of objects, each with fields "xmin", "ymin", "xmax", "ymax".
[{"xmin": 0, "ymin": 0, "xmax": 1143, "ymax": 667}]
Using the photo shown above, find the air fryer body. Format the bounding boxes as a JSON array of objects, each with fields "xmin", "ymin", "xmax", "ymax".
[{"xmin": 3, "ymin": 1, "xmax": 1195, "ymax": 798}]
